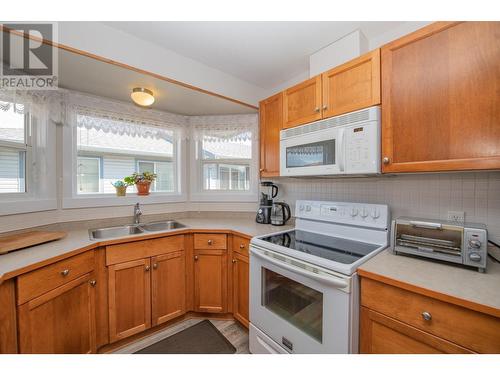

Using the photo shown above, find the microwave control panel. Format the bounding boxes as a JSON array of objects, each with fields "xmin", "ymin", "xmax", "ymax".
[{"xmin": 344, "ymin": 121, "xmax": 380, "ymax": 174}]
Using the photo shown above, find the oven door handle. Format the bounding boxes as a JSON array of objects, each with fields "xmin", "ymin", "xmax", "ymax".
[{"xmin": 251, "ymin": 247, "xmax": 349, "ymax": 290}]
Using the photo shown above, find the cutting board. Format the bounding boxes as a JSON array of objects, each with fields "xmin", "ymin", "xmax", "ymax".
[{"xmin": 0, "ymin": 231, "xmax": 67, "ymax": 254}]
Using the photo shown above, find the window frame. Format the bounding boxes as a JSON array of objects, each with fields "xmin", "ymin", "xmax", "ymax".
[
  {"xmin": 63, "ymin": 113, "xmax": 186, "ymax": 208},
  {"xmin": 0, "ymin": 107, "xmax": 57, "ymax": 216},
  {"xmin": 189, "ymin": 131, "xmax": 258, "ymax": 203}
]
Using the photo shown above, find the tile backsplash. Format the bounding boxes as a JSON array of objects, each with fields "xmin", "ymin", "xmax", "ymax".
[{"xmin": 264, "ymin": 172, "xmax": 500, "ymax": 243}]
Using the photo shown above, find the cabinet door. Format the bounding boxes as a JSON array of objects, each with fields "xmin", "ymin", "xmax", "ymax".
[
  {"xmin": 194, "ymin": 249, "xmax": 227, "ymax": 313},
  {"xmin": 360, "ymin": 307, "xmax": 473, "ymax": 354},
  {"xmin": 283, "ymin": 76, "xmax": 322, "ymax": 129},
  {"xmin": 18, "ymin": 273, "xmax": 97, "ymax": 354},
  {"xmin": 108, "ymin": 258, "xmax": 151, "ymax": 343},
  {"xmin": 381, "ymin": 21, "xmax": 500, "ymax": 173},
  {"xmin": 151, "ymin": 251, "xmax": 186, "ymax": 326},
  {"xmin": 322, "ymin": 49, "xmax": 380, "ymax": 118},
  {"xmin": 232, "ymin": 252, "xmax": 249, "ymax": 328},
  {"xmin": 259, "ymin": 92, "xmax": 283, "ymax": 177}
]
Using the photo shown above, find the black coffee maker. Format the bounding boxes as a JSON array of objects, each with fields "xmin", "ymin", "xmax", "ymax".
[{"xmin": 256, "ymin": 181, "xmax": 278, "ymax": 224}]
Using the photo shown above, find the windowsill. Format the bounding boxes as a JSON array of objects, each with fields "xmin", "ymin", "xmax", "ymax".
[
  {"xmin": 63, "ymin": 192, "xmax": 187, "ymax": 209},
  {"xmin": 190, "ymin": 191, "xmax": 258, "ymax": 203},
  {"xmin": 0, "ymin": 198, "xmax": 58, "ymax": 216}
]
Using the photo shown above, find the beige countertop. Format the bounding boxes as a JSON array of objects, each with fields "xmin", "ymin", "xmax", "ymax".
[
  {"xmin": 0, "ymin": 217, "xmax": 293, "ymax": 282},
  {"xmin": 359, "ymin": 249, "xmax": 500, "ymax": 316}
]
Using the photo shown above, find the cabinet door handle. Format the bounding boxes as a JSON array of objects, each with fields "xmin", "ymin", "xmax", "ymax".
[
  {"xmin": 145, "ymin": 265, "xmax": 150, "ymax": 272},
  {"xmin": 322, "ymin": 105, "xmax": 327, "ymax": 110},
  {"xmin": 232, "ymin": 259, "xmax": 237, "ymax": 264},
  {"xmin": 314, "ymin": 107, "xmax": 320, "ymax": 113},
  {"xmin": 153, "ymin": 263, "xmax": 158, "ymax": 270},
  {"xmin": 259, "ymin": 168, "xmax": 265, "ymax": 172},
  {"xmin": 207, "ymin": 239, "xmax": 213, "ymax": 245},
  {"xmin": 383, "ymin": 156, "xmax": 390, "ymax": 164},
  {"xmin": 90, "ymin": 280, "xmax": 97, "ymax": 287},
  {"xmin": 422, "ymin": 311, "xmax": 432, "ymax": 321},
  {"xmin": 60, "ymin": 269, "xmax": 70, "ymax": 276},
  {"xmin": 239, "ymin": 244, "xmax": 245, "ymax": 249},
  {"xmin": 194, "ymin": 255, "xmax": 199, "ymax": 261}
]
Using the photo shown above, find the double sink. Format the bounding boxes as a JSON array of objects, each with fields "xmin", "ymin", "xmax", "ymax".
[{"xmin": 89, "ymin": 220, "xmax": 186, "ymax": 240}]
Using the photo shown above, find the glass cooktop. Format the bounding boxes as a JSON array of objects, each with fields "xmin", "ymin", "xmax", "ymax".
[{"xmin": 260, "ymin": 230, "xmax": 380, "ymax": 265}]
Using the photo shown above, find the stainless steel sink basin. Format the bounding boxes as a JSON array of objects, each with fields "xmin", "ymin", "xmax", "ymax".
[
  {"xmin": 140, "ymin": 221, "xmax": 186, "ymax": 232},
  {"xmin": 89, "ymin": 221, "xmax": 186, "ymax": 240},
  {"xmin": 89, "ymin": 225, "xmax": 144, "ymax": 240}
]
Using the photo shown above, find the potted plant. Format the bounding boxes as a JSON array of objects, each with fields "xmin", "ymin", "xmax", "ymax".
[
  {"xmin": 127, "ymin": 171, "xmax": 157, "ymax": 196},
  {"xmin": 111, "ymin": 180, "xmax": 132, "ymax": 197}
]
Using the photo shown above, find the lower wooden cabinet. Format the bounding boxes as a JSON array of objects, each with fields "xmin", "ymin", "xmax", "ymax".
[
  {"xmin": 18, "ymin": 273, "xmax": 97, "ymax": 354},
  {"xmin": 194, "ymin": 248, "xmax": 227, "ymax": 313},
  {"xmin": 151, "ymin": 251, "xmax": 186, "ymax": 326},
  {"xmin": 232, "ymin": 251, "xmax": 249, "ymax": 327},
  {"xmin": 108, "ymin": 258, "xmax": 151, "ymax": 343},
  {"xmin": 360, "ymin": 307, "xmax": 472, "ymax": 354}
]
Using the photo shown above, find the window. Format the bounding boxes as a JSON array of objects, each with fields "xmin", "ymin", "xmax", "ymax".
[
  {"xmin": 75, "ymin": 114, "xmax": 177, "ymax": 195},
  {"xmin": 190, "ymin": 123, "xmax": 258, "ymax": 202},
  {"xmin": 0, "ymin": 103, "xmax": 29, "ymax": 194},
  {"xmin": 200, "ymin": 131, "xmax": 252, "ymax": 192}
]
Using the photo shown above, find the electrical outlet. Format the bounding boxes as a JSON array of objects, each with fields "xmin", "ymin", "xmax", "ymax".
[{"xmin": 448, "ymin": 211, "xmax": 465, "ymax": 223}]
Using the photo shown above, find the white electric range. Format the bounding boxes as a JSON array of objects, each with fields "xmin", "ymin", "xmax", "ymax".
[{"xmin": 249, "ymin": 200, "xmax": 390, "ymax": 354}]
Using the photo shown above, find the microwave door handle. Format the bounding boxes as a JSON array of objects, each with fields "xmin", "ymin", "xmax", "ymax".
[
  {"xmin": 251, "ymin": 247, "xmax": 348, "ymax": 289},
  {"xmin": 338, "ymin": 128, "xmax": 345, "ymax": 172}
]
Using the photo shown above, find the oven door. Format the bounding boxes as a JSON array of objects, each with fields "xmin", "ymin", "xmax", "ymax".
[
  {"xmin": 280, "ymin": 127, "xmax": 344, "ymax": 176},
  {"xmin": 249, "ymin": 245, "xmax": 354, "ymax": 353}
]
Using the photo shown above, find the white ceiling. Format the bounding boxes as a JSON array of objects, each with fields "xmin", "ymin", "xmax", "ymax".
[
  {"xmin": 57, "ymin": 48, "xmax": 256, "ymax": 116},
  {"xmin": 102, "ymin": 21, "xmax": 409, "ymax": 90}
]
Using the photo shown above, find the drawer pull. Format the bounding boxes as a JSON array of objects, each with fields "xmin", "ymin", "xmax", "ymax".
[
  {"xmin": 194, "ymin": 255, "xmax": 199, "ymax": 261},
  {"xmin": 239, "ymin": 244, "xmax": 245, "ymax": 249},
  {"xmin": 207, "ymin": 239, "xmax": 213, "ymax": 245},
  {"xmin": 60, "ymin": 269, "xmax": 70, "ymax": 276},
  {"xmin": 422, "ymin": 311, "xmax": 432, "ymax": 321},
  {"xmin": 90, "ymin": 280, "xmax": 97, "ymax": 287}
]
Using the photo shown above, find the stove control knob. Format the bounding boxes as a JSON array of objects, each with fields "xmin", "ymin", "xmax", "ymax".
[
  {"xmin": 360, "ymin": 208, "xmax": 369, "ymax": 218},
  {"xmin": 350, "ymin": 208, "xmax": 358, "ymax": 217},
  {"xmin": 468, "ymin": 239, "xmax": 482, "ymax": 249},
  {"xmin": 469, "ymin": 253, "xmax": 482, "ymax": 262},
  {"xmin": 305, "ymin": 205, "xmax": 311, "ymax": 212},
  {"xmin": 371, "ymin": 208, "xmax": 380, "ymax": 219},
  {"xmin": 299, "ymin": 204, "xmax": 304, "ymax": 211}
]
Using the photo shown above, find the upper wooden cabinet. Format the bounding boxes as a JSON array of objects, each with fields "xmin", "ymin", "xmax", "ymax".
[
  {"xmin": 259, "ymin": 92, "xmax": 283, "ymax": 177},
  {"xmin": 381, "ymin": 21, "xmax": 500, "ymax": 173},
  {"xmin": 322, "ymin": 49, "xmax": 380, "ymax": 118},
  {"xmin": 283, "ymin": 76, "xmax": 322, "ymax": 129}
]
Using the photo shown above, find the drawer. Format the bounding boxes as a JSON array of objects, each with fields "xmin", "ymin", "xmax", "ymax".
[
  {"xmin": 193, "ymin": 233, "xmax": 227, "ymax": 250},
  {"xmin": 17, "ymin": 251, "xmax": 94, "ymax": 305},
  {"xmin": 232, "ymin": 235, "xmax": 250, "ymax": 256},
  {"xmin": 361, "ymin": 277, "xmax": 500, "ymax": 353},
  {"xmin": 106, "ymin": 235, "xmax": 184, "ymax": 265}
]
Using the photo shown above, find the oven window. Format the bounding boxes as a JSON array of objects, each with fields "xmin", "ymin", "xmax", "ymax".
[
  {"xmin": 262, "ymin": 268, "xmax": 323, "ymax": 342},
  {"xmin": 286, "ymin": 140, "xmax": 335, "ymax": 168}
]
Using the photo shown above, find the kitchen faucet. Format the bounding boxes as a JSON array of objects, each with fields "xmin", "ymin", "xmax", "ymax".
[{"xmin": 133, "ymin": 203, "xmax": 142, "ymax": 224}]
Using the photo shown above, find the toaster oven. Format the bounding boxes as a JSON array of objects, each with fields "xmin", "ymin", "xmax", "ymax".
[{"xmin": 391, "ymin": 218, "xmax": 487, "ymax": 272}]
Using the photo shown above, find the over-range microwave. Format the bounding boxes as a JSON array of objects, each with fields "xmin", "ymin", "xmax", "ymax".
[{"xmin": 280, "ymin": 106, "xmax": 381, "ymax": 177}]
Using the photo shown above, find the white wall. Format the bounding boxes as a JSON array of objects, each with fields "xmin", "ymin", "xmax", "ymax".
[
  {"xmin": 265, "ymin": 172, "xmax": 500, "ymax": 244},
  {"xmin": 309, "ymin": 30, "xmax": 369, "ymax": 77},
  {"xmin": 57, "ymin": 22, "xmax": 266, "ymax": 107},
  {"xmin": 368, "ymin": 21, "xmax": 432, "ymax": 50}
]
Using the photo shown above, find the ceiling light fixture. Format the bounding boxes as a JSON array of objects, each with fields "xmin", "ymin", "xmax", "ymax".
[{"xmin": 131, "ymin": 87, "xmax": 155, "ymax": 107}]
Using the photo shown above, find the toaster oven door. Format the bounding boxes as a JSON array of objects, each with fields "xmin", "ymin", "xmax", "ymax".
[{"xmin": 393, "ymin": 220, "xmax": 464, "ymax": 264}]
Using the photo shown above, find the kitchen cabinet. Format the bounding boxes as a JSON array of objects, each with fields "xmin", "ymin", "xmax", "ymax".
[
  {"xmin": 259, "ymin": 92, "xmax": 283, "ymax": 177},
  {"xmin": 151, "ymin": 251, "xmax": 186, "ymax": 326},
  {"xmin": 232, "ymin": 251, "xmax": 249, "ymax": 328},
  {"xmin": 108, "ymin": 258, "xmax": 151, "ymax": 343},
  {"xmin": 381, "ymin": 21, "xmax": 500, "ymax": 173},
  {"xmin": 322, "ymin": 49, "xmax": 380, "ymax": 118},
  {"xmin": 194, "ymin": 248, "xmax": 228, "ymax": 313},
  {"xmin": 0, "ymin": 280, "xmax": 18, "ymax": 353},
  {"xmin": 18, "ymin": 272, "xmax": 97, "ymax": 353},
  {"xmin": 283, "ymin": 76, "xmax": 322, "ymax": 129},
  {"xmin": 360, "ymin": 277, "xmax": 500, "ymax": 353}
]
